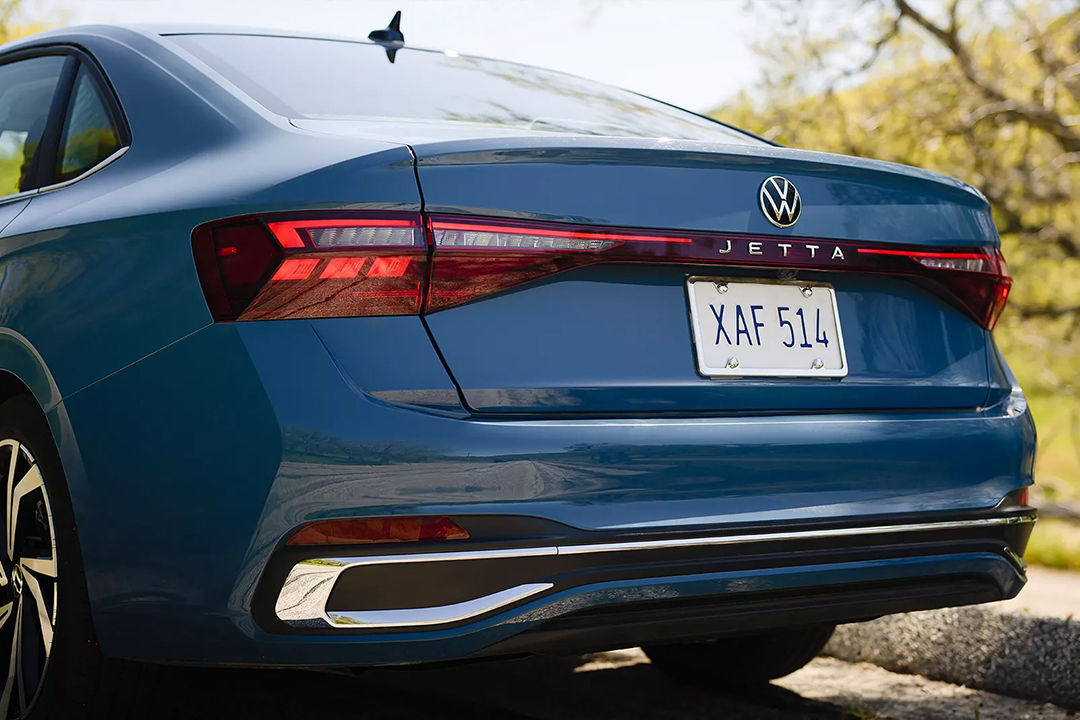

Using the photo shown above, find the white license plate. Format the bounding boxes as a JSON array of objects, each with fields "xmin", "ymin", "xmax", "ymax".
[{"xmin": 687, "ymin": 278, "xmax": 848, "ymax": 378}]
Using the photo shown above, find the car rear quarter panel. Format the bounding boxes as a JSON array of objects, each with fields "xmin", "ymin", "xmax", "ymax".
[
  {"xmin": 0, "ymin": 27, "xmax": 420, "ymax": 407},
  {"xmin": 0, "ymin": 29, "xmax": 426, "ymax": 648}
]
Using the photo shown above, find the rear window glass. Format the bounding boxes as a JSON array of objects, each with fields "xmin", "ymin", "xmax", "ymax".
[
  {"xmin": 169, "ymin": 33, "xmax": 762, "ymax": 145},
  {"xmin": 56, "ymin": 64, "xmax": 122, "ymax": 182},
  {"xmin": 0, "ymin": 55, "xmax": 67, "ymax": 195}
]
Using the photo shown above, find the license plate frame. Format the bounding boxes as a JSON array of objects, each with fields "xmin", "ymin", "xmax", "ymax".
[{"xmin": 686, "ymin": 277, "xmax": 849, "ymax": 379}]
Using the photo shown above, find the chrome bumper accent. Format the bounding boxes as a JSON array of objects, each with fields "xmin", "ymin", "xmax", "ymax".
[
  {"xmin": 273, "ymin": 513, "xmax": 1036, "ymax": 629},
  {"xmin": 327, "ymin": 584, "xmax": 553, "ymax": 629}
]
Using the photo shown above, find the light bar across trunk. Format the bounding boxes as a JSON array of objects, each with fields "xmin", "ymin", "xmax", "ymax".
[{"xmin": 191, "ymin": 212, "xmax": 1011, "ymax": 329}]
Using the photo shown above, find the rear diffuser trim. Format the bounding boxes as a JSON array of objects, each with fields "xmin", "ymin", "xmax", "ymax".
[{"xmin": 273, "ymin": 513, "xmax": 1036, "ymax": 629}]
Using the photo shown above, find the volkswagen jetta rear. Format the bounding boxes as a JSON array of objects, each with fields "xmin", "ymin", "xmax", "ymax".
[{"xmin": 34, "ymin": 27, "xmax": 1035, "ymax": 681}]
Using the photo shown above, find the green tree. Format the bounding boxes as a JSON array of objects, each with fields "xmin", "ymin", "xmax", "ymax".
[
  {"xmin": 720, "ymin": 0, "xmax": 1080, "ymax": 509},
  {"xmin": 0, "ymin": 0, "xmax": 53, "ymax": 44}
]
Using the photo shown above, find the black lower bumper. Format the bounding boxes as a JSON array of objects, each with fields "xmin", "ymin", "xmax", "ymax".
[
  {"xmin": 476, "ymin": 574, "xmax": 1003, "ymax": 658},
  {"xmin": 257, "ymin": 504, "xmax": 1034, "ymax": 658}
]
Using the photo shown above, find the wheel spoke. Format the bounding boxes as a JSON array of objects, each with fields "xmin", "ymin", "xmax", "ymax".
[
  {"xmin": 0, "ymin": 599, "xmax": 20, "ymax": 719},
  {"xmin": 1, "ymin": 442, "xmax": 16, "ymax": 565},
  {"xmin": 0, "ymin": 438, "xmax": 57, "ymax": 720},
  {"xmin": 18, "ymin": 558, "xmax": 54, "ymax": 580},
  {"xmin": 20, "ymin": 570, "xmax": 52, "ymax": 657},
  {"xmin": 15, "ymin": 602, "xmax": 24, "ymax": 719},
  {"xmin": 6, "ymin": 465, "xmax": 42, "ymax": 562}
]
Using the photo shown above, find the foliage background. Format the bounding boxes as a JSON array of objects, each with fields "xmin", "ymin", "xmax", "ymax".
[{"xmin": 718, "ymin": 0, "xmax": 1080, "ymax": 566}]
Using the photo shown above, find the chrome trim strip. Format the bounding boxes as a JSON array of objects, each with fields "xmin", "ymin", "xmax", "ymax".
[
  {"xmin": 326, "ymin": 583, "xmax": 553, "ymax": 629},
  {"xmin": 0, "ymin": 189, "xmax": 37, "ymax": 207},
  {"xmin": 273, "ymin": 514, "xmax": 1035, "ymax": 628},
  {"xmin": 273, "ymin": 546, "xmax": 558, "ymax": 623},
  {"xmin": 0, "ymin": 146, "xmax": 131, "ymax": 207},
  {"xmin": 557, "ymin": 515, "xmax": 1036, "ymax": 556},
  {"xmin": 35, "ymin": 146, "xmax": 128, "ymax": 195}
]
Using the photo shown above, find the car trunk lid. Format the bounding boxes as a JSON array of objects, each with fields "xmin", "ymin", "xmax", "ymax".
[{"xmin": 278, "ymin": 125, "xmax": 1004, "ymax": 415}]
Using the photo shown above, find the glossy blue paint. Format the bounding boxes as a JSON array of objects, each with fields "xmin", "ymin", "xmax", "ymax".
[
  {"xmin": 426, "ymin": 264, "xmax": 992, "ymax": 413},
  {"xmin": 0, "ymin": 25, "xmax": 1036, "ymax": 667},
  {"xmin": 58, "ymin": 318, "xmax": 1033, "ymax": 662},
  {"xmin": 410, "ymin": 135, "xmax": 997, "ymax": 245}
]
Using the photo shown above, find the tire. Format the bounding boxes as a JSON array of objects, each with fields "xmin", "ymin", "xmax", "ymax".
[
  {"xmin": 643, "ymin": 624, "xmax": 836, "ymax": 686},
  {"xmin": 0, "ymin": 394, "xmax": 155, "ymax": 719}
]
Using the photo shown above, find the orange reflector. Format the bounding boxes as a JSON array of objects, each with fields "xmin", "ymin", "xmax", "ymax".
[
  {"xmin": 286, "ymin": 516, "xmax": 470, "ymax": 546},
  {"xmin": 1018, "ymin": 487, "xmax": 1029, "ymax": 506}
]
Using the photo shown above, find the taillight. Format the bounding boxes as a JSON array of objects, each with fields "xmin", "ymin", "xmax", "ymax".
[
  {"xmin": 857, "ymin": 247, "xmax": 1012, "ymax": 330},
  {"xmin": 426, "ymin": 215, "xmax": 696, "ymax": 311},
  {"xmin": 193, "ymin": 212, "xmax": 1011, "ymax": 329},
  {"xmin": 428, "ymin": 216, "xmax": 1012, "ymax": 329},
  {"xmin": 191, "ymin": 212, "xmax": 427, "ymax": 321}
]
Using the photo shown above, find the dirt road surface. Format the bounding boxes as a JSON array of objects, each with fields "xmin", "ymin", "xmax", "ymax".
[{"xmin": 125, "ymin": 648, "xmax": 1071, "ymax": 720}]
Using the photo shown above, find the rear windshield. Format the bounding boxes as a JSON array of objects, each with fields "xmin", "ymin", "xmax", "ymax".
[{"xmin": 169, "ymin": 33, "xmax": 763, "ymax": 145}]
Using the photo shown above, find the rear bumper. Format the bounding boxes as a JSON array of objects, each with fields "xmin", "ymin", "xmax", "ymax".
[
  {"xmin": 251, "ymin": 509, "xmax": 1033, "ymax": 664},
  {"xmin": 56, "ymin": 321, "xmax": 1037, "ymax": 665},
  {"xmin": 267, "ymin": 512, "xmax": 1033, "ymax": 631}
]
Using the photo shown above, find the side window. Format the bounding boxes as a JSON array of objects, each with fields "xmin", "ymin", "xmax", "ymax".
[
  {"xmin": 55, "ymin": 64, "xmax": 121, "ymax": 183},
  {"xmin": 0, "ymin": 55, "xmax": 67, "ymax": 196}
]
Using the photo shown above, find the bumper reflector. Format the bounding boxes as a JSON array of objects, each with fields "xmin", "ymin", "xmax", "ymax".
[{"xmin": 286, "ymin": 516, "xmax": 470, "ymax": 546}]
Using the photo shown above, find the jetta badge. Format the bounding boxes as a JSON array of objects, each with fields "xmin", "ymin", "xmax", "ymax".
[{"xmin": 759, "ymin": 176, "xmax": 802, "ymax": 228}]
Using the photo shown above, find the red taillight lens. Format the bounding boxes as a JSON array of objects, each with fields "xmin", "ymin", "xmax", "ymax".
[
  {"xmin": 428, "ymin": 216, "xmax": 1011, "ymax": 329},
  {"xmin": 285, "ymin": 516, "xmax": 469, "ymax": 546},
  {"xmin": 426, "ymin": 216, "xmax": 693, "ymax": 311},
  {"xmin": 194, "ymin": 212, "xmax": 1011, "ymax": 329},
  {"xmin": 858, "ymin": 247, "xmax": 1011, "ymax": 330},
  {"xmin": 192, "ymin": 213, "xmax": 427, "ymax": 321}
]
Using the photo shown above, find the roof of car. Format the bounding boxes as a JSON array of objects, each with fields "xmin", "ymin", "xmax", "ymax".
[
  {"xmin": 0, "ymin": 22, "xmax": 429, "ymax": 55},
  {"xmin": 135, "ymin": 23, "xmax": 384, "ymax": 41},
  {"xmin": 0, "ymin": 22, "xmax": 781, "ymax": 151}
]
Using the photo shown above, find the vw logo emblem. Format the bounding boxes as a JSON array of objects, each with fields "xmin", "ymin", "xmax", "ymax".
[{"xmin": 759, "ymin": 176, "xmax": 802, "ymax": 228}]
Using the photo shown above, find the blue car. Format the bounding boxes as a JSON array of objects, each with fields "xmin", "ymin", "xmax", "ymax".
[{"xmin": 0, "ymin": 18, "xmax": 1035, "ymax": 718}]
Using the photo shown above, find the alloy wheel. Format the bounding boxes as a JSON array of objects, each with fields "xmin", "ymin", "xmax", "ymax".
[{"xmin": 0, "ymin": 440, "xmax": 57, "ymax": 719}]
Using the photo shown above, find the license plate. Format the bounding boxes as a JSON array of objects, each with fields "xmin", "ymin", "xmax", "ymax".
[{"xmin": 687, "ymin": 278, "xmax": 848, "ymax": 378}]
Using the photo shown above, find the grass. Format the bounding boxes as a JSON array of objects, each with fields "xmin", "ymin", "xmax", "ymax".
[
  {"xmin": 842, "ymin": 708, "xmax": 878, "ymax": 720},
  {"xmin": 1027, "ymin": 392, "xmax": 1080, "ymax": 504},
  {"xmin": 1014, "ymin": 393, "xmax": 1080, "ymax": 571},
  {"xmin": 1025, "ymin": 518, "xmax": 1080, "ymax": 571}
]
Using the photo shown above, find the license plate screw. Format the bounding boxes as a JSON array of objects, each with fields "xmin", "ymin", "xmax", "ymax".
[
  {"xmin": 726, "ymin": 357, "xmax": 740, "ymax": 369},
  {"xmin": 811, "ymin": 358, "xmax": 824, "ymax": 370},
  {"xmin": 801, "ymin": 287, "xmax": 813, "ymax": 298},
  {"xmin": 715, "ymin": 282, "xmax": 729, "ymax": 294}
]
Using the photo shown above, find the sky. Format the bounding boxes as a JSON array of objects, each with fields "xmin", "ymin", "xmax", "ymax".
[{"xmin": 37, "ymin": 0, "xmax": 762, "ymax": 112}]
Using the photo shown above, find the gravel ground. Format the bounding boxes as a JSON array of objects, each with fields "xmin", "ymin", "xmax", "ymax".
[
  {"xmin": 785, "ymin": 657, "xmax": 1075, "ymax": 720},
  {"xmin": 826, "ymin": 606, "xmax": 1080, "ymax": 709},
  {"xmin": 109, "ymin": 649, "xmax": 1073, "ymax": 719}
]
